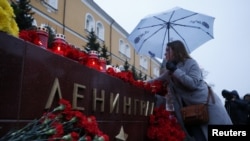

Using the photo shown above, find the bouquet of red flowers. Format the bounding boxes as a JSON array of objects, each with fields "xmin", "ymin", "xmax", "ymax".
[
  {"xmin": 0, "ymin": 99, "xmax": 109, "ymax": 141},
  {"xmin": 147, "ymin": 106, "xmax": 186, "ymax": 141}
]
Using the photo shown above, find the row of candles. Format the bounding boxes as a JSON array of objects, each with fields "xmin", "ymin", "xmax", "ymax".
[
  {"xmin": 35, "ymin": 26, "xmax": 106, "ymax": 72},
  {"xmin": 34, "ymin": 26, "xmax": 164, "ymax": 93}
]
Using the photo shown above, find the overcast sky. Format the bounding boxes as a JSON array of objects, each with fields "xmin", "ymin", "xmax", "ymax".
[{"xmin": 94, "ymin": 0, "xmax": 250, "ymax": 101}]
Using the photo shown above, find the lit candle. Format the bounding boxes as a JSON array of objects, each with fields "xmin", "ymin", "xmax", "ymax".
[
  {"xmin": 99, "ymin": 57, "xmax": 106, "ymax": 72},
  {"xmin": 36, "ymin": 26, "xmax": 49, "ymax": 48},
  {"xmin": 50, "ymin": 33, "xmax": 67, "ymax": 56},
  {"xmin": 86, "ymin": 50, "xmax": 100, "ymax": 70}
]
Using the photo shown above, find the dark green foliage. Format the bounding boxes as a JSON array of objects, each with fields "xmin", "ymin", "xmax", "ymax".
[
  {"xmin": 11, "ymin": 0, "xmax": 35, "ymax": 30},
  {"xmin": 131, "ymin": 67, "xmax": 145, "ymax": 80},
  {"xmin": 138, "ymin": 70, "xmax": 143, "ymax": 80},
  {"xmin": 100, "ymin": 44, "xmax": 111, "ymax": 65},
  {"xmin": 85, "ymin": 29, "xmax": 100, "ymax": 52},
  {"xmin": 44, "ymin": 25, "xmax": 56, "ymax": 48},
  {"xmin": 84, "ymin": 29, "xmax": 113, "ymax": 65},
  {"xmin": 131, "ymin": 66, "xmax": 139, "ymax": 80},
  {"xmin": 124, "ymin": 60, "xmax": 129, "ymax": 71}
]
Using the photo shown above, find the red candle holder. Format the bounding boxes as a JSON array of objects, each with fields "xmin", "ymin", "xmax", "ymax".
[
  {"xmin": 99, "ymin": 57, "xmax": 106, "ymax": 72},
  {"xmin": 66, "ymin": 44, "xmax": 80, "ymax": 61},
  {"xmin": 78, "ymin": 49, "xmax": 88, "ymax": 65},
  {"xmin": 86, "ymin": 50, "xmax": 100, "ymax": 70},
  {"xmin": 50, "ymin": 34, "xmax": 68, "ymax": 56},
  {"xmin": 36, "ymin": 26, "xmax": 49, "ymax": 48}
]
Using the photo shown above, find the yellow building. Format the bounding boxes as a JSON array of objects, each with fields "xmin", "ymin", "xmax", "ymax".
[{"xmin": 29, "ymin": 0, "xmax": 161, "ymax": 79}]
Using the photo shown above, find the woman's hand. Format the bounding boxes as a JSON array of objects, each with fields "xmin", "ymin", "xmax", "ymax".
[{"xmin": 166, "ymin": 61, "xmax": 177, "ymax": 72}]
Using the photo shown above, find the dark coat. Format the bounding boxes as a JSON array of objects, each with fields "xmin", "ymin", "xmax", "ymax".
[{"xmin": 226, "ymin": 99, "xmax": 250, "ymax": 124}]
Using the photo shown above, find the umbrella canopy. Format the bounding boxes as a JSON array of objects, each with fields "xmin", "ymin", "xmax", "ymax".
[{"xmin": 128, "ymin": 7, "xmax": 215, "ymax": 59}]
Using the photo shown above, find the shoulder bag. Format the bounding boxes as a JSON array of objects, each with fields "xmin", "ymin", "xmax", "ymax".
[{"xmin": 181, "ymin": 86, "xmax": 215, "ymax": 125}]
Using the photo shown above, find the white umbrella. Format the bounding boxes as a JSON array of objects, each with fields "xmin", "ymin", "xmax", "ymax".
[{"xmin": 128, "ymin": 7, "xmax": 215, "ymax": 59}]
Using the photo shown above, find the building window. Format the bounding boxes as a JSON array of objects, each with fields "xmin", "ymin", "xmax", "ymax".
[
  {"xmin": 124, "ymin": 44, "xmax": 131, "ymax": 58},
  {"xmin": 119, "ymin": 39, "xmax": 125, "ymax": 53},
  {"xmin": 85, "ymin": 14, "xmax": 95, "ymax": 32},
  {"xmin": 139, "ymin": 56, "xmax": 148, "ymax": 70},
  {"xmin": 153, "ymin": 66, "xmax": 160, "ymax": 77},
  {"xmin": 119, "ymin": 40, "xmax": 131, "ymax": 58},
  {"xmin": 96, "ymin": 22, "xmax": 104, "ymax": 40},
  {"xmin": 47, "ymin": 0, "xmax": 58, "ymax": 9},
  {"xmin": 42, "ymin": 0, "xmax": 58, "ymax": 11}
]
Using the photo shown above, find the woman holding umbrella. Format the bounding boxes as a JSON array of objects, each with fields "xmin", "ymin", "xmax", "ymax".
[{"xmin": 148, "ymin": 40, "xmax": 232, "ymax": 141}]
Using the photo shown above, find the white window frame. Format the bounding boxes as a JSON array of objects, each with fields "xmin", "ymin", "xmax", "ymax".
[
  {"xmin": 96, "ymin": 22, "xmax": 104, "ymax": 40},
  {"xmin": 119, "ymin": 39, "xmax": 125, "ymax": 54},
  {"xmin": 153, "ymin": 66, "xmax": 160, "ymax": 77},
  {"xmin": 119, "ymin": 39, "xmax": 131, "ymax": 58},
  {"xmin": 139, "ymin": 56, "xmax": 148, "ymax": 70},
  {"xmin": 124, "ymin": 44, "xmax": 131, "ymax": 58},
  {"xmin": 47, "ymin": 0, "xmax": 58, "ymax": 9},
  {"xmin": 85, "ymin": 14, "xmax": 95, "ymax": 32},
  {"xmin": 42, "ymin": 0, "xmax": 58, "ymax": 12}
]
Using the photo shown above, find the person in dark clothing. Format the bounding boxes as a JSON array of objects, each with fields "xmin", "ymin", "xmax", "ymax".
[
  {"xmin": 222, "ymin": 90, "xmax": 250, "ymax": 124},
  {"xmin": 233, "ymin": 93, "xmax": 250, "ymax": 124}
]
